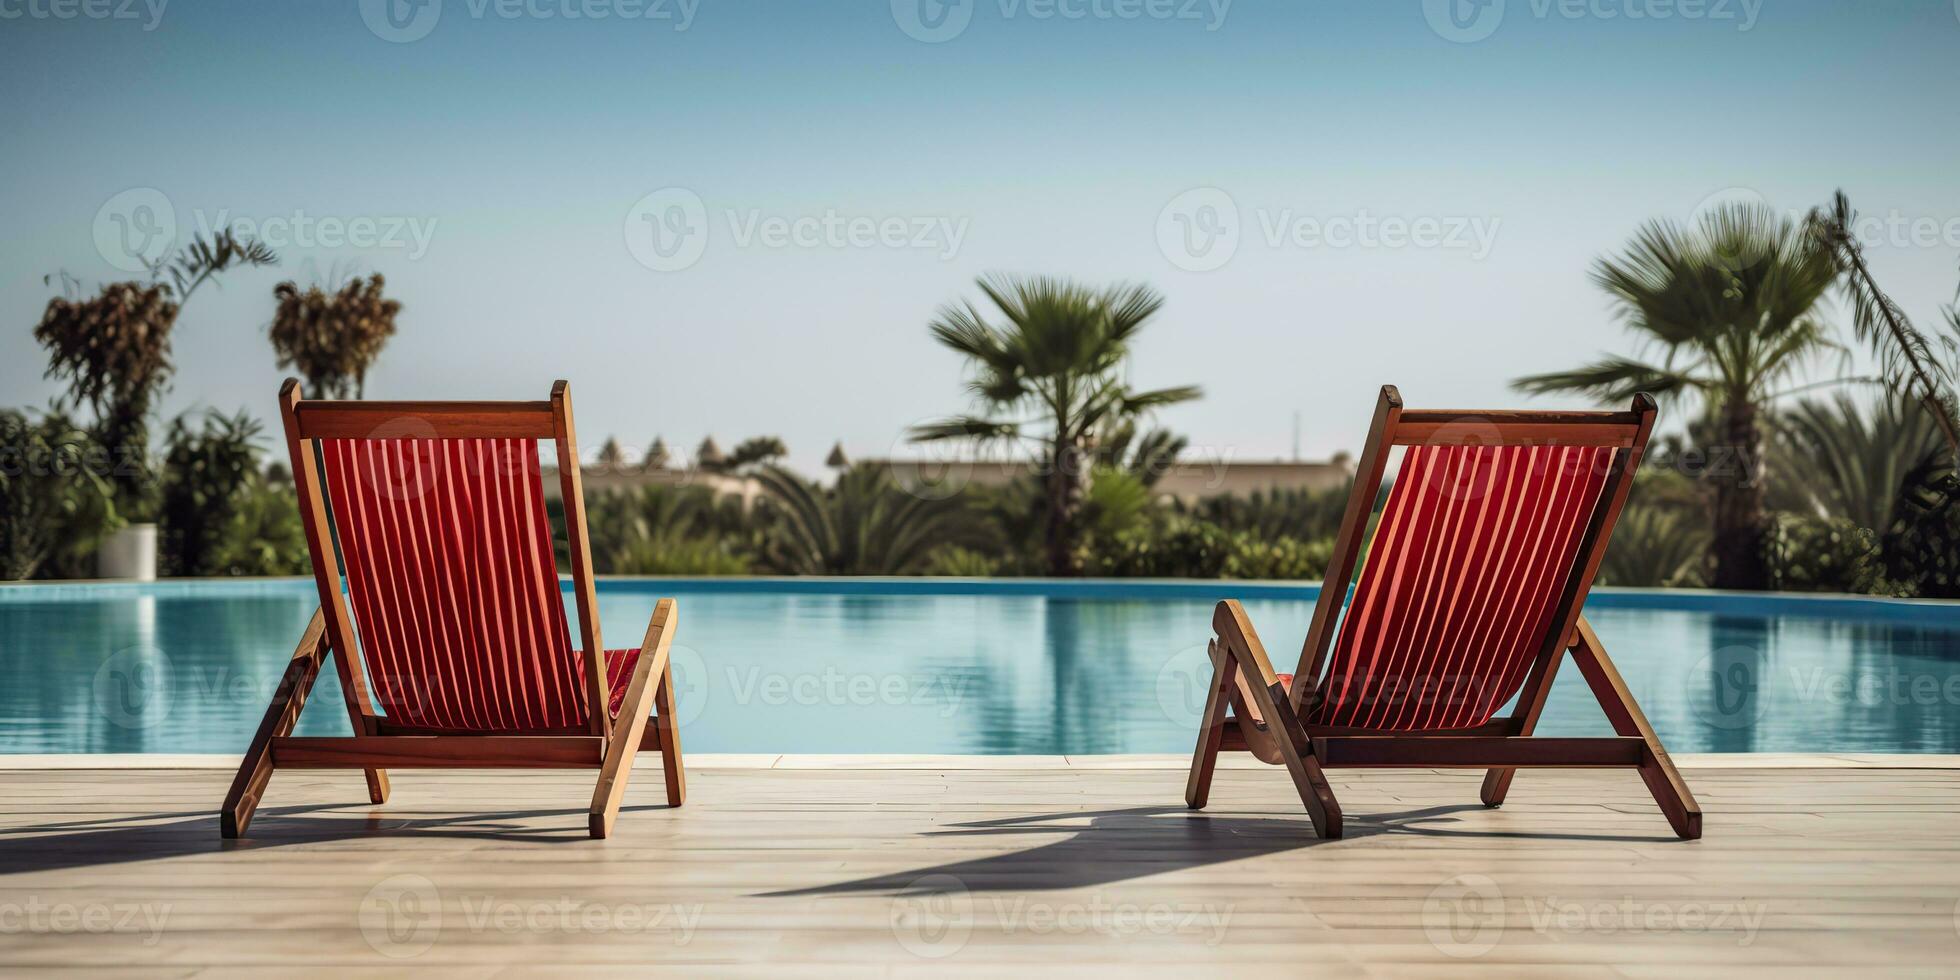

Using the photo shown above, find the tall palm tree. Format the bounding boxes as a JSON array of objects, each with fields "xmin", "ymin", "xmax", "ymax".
[
  {"xmin": 1515, "ymin": 203, "xmax": 1838, "ymax": 589},
  {"xmin": 754, "ymin": 464, "xmax": 971, "ymax": 575},
  {"xmin": 912, "ymin": 275, "xmax": 1201, "ymax": 576}
]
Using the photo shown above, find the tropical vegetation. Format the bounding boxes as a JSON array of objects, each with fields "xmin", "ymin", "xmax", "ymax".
[
  {"xmin": 910, "ymin": 275, "xmax": 1201, "ymax": 576},
  {"xmin": 6, "ymin": 195, "xmax": 1960, "ymax": 598}
]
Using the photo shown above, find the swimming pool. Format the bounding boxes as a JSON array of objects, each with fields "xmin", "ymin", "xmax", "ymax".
[{"xmin": 2, "ymin": 579, "xmax": 1957, "ymax": 755}]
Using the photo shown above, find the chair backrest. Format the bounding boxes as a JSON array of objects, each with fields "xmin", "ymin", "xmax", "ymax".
[
  {"xmin": 1295, "ymin": 386, "xmax": 1655, "ymax": 732},
  {"xmin": 278, "ymin": 380, "xmax": 610, "ymax": 735}
]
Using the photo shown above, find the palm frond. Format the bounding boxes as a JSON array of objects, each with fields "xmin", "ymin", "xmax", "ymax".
[
  {"xmin": 1512, "ymin": 356, "xmax": 1699, "ymax": 402},
  {"xmin": 1807, "ymin": 190, "xmax": 1960, "ymax": 455},
  {"xmin": 1121, "ymin": 384, "xmax": 1204, "ymax": 413},
  {"xmin": 908, "ymin": 416, "xmax": 1021, "ymax": 443}
]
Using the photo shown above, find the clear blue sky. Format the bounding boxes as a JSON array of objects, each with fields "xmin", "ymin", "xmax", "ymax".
[{"xmin": 4, "ymin": 0, "xmax": 1957, "ymax": 472}]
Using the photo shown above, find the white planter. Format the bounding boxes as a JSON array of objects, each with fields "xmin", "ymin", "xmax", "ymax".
[{"xmin": 97, "ymin": 523, "xmax": 158, "ymax": 581}]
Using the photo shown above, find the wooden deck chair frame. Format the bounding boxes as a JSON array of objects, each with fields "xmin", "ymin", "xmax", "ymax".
[
  {"xmin": 221, "ymin": 380, "xmax": 686, "ymax": 839},
  {"xmin": 1185, "ymin": 385, "xmax": 1700, "ymax": 840}
]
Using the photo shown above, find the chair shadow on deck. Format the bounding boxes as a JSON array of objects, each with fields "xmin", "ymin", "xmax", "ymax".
[
  {"xmin": 763, "ymin": 802, "xmax": 1670, "ymax": 898},
  {"xmin": 0, "ymin": 802, "xmax": 677, "ymax": 877}
]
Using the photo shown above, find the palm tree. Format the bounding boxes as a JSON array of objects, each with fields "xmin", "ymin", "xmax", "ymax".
[
  {"xmin": 1515, "ymin": 203, "xmax": 1838, "ymax": 589},
  {"xmin": 753, "ymin": 464, "xmax": 971, "ymax": 575},
  {"xmin": 912, "ymin": 275, "xmax": 1201, "ymax": 575}
]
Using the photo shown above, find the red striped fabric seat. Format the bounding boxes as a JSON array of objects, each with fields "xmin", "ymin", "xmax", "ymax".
[
  {"xmin": 1307, "ymin": 443, "xmax": 1613, "ymax": 731},
  {"xmin": 318, "ymin": 437, "xmax": 620, "ymax": 731}
]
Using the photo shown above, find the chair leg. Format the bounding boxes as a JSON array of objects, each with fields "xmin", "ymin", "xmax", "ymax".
[
  {"xmin": 1239, "ymin": 674, "xmax": 1343, "ymax": 839},
  {"xmin": 589, "ymin": 599, "xmax": 677, "ymax": 839},
  {"xmin": 1213, "ymin": 602, "xmax": 1343, "ymax": 839},
  {"xmin": 363, "ymin": 769, "xmax": 391, "ymax": 804},
  {"xmin": 222, "ymin": 612, "xmax": 328, "ymax": 839},
  {"xmin": 1566, "ymin": 617, "xmax": 1702, "ymax": 840},
  {"xmin": 652, "ymin": 660, "xmax": 686, "ymax": 807},
  {"xmin": 1185, "ymin": 641, "xmax": 1236, "ymax": 810}
]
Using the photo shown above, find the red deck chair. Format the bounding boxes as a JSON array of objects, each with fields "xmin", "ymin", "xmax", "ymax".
[
  {"xmin": 1186, "ymin": 386, "xmax": 1700, "ymax": 840},
  {"xmin": 221, "ymin": 380, "xmax": 686, "ymax": 839}
]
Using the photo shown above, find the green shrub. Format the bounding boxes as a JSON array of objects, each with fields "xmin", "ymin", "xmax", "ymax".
[
  {"xmin": 1884, "ymin": 488, "xmax": 1960, "ymax": 598},
  {"xmin": 210, "ymin": 479, "xmax": 308, "ymax": 576},
  {"xmin": 925, "ymin": 546, "xmax": 998, "ymax": 577},
  {"xmin": 1223, "ymin": 534, "xmax": 1333, "ymax": 580},
  {"xmin": 1182, "ymin": 485, "xmax": 1351, "ymax": 542},
  {"xmin": 157, "ymin": 411, "xmax": 265, "ymax": 577},
  {"xmin": 1763, "ymin": 514, "xmax": 1905, "ymax": 596},
  {"xmin": 610, "ymin": 534, "xmax": 751, "ymax": 576},
  {"xmin": 0, "ymin": 409, "xmax": 120, "ymax": 580},
  {"xmin": 1087, "ymin": 518, "xmax": 1234, "ymax": 578},
  {"xmin": 1600, "ymin": 501, "xmax": 1708, "ymax": 588}
]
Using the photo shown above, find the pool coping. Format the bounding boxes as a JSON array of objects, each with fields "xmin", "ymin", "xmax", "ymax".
[
  {"xmin": 5, "ymin": 752, "xmax": 1958, "ymax": 770},
  {"xmin": 3, "ymin": 575, "xmax": 1958, "ymax": 624}
]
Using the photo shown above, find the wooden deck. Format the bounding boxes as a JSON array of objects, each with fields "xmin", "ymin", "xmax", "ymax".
[{"xmin": 2, "ymin": 757, "xmax": 1957, "ymax": 976}]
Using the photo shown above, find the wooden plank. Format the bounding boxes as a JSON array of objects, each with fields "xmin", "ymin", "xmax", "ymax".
[
  {"xmin": 291, "ymin": 400, "xmax": 556, "ymax": 439},
  {"xmin": 551, "ymin": 380, "xmax": 612, "ymax": 737},
  {"xmin": 1392, "ymin": 420, "xmax": 1639, "ymax": 446},
  {"xmin": 1312, "ymin": 736, "xmax": 1645, "ymax": 768},
  {"xmin": 5, "ymin": 763, "xmax": 1959, "ymax": 971},
  {"xmin": 269, "ymin": 736, "xmax": 605, "ymax": 769}
]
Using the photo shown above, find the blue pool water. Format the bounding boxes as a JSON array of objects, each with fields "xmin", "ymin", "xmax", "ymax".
[{"xmin": 1, "ymin": 579, "xmax": 1957, "ymax": 755}]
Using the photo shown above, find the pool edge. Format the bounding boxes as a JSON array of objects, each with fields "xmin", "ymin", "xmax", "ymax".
[{"xmin": 5, "ymin": 752, "xmax": 1957, "ymax": 770}]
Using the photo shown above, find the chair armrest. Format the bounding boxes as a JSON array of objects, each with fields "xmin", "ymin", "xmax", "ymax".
[
  {"xmin": 1212, "ymin": 599, "xmax": 1283, "ymax": 688},
  {"xmin": 611, "ymin": 599, "xmax": 677, "ymax": 731}
]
